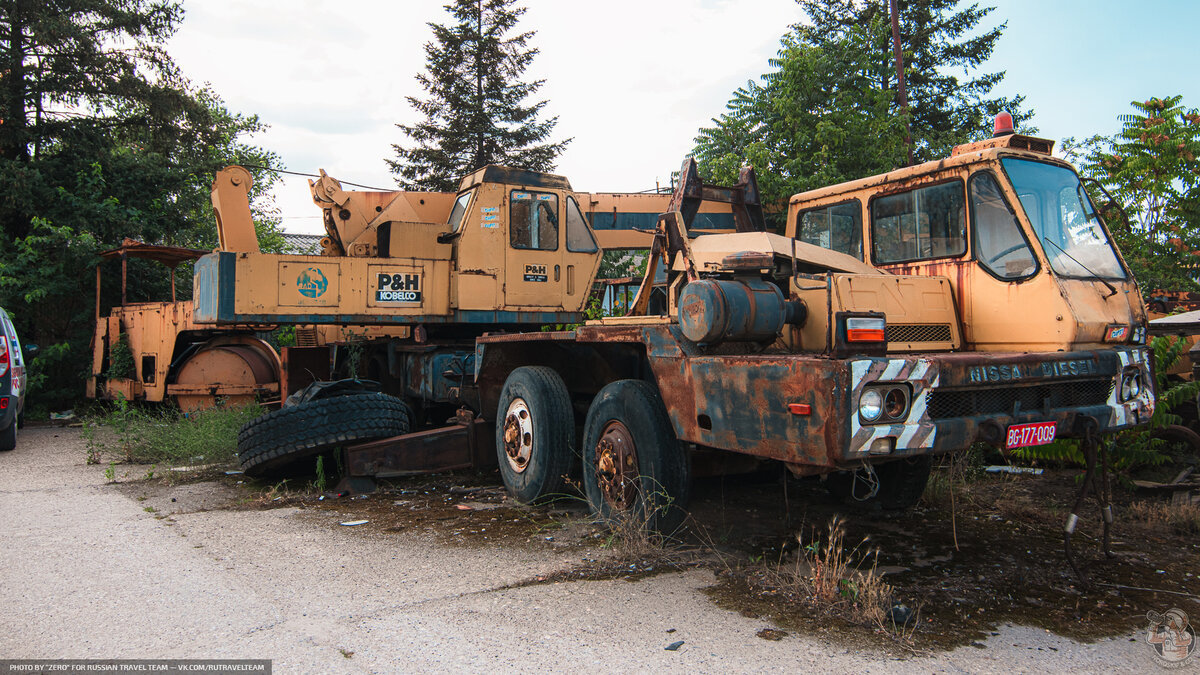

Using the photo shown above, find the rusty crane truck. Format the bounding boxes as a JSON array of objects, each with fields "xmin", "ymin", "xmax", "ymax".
[{"xmin": 195, "ymin": 116, "xmax": 1154, "ymax": 531}]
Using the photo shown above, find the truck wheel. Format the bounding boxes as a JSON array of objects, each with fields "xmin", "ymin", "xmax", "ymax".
[
  {"xmin": 495, "ymin": 366, "xmax": 574, "ymax": 504},
  {"xmin": 237, "ymin": 392, "xmax": 412, "ymax": 477},
  {"xmin": 0, "ymin": 419, "xmax": 15, "ymax": 451},
  {"xmin": 826, "ymin": 456, "xmax": 931, "ymax": 510},
  {"xmin": 582, "ymin": 379, "xmax": 689, "ymax": 533}
]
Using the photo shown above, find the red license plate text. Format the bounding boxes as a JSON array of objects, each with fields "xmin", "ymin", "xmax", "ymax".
[{"xmin": 1005, "ymin": 421, "xmax": 1057, "ymax": 449}]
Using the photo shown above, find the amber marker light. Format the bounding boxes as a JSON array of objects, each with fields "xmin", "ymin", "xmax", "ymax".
[{"xmin": 845, "ymin": 317, "xmax": 886, "ymax": 342}]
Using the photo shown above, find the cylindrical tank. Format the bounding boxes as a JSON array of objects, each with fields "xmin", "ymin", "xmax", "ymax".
[{"xmin": 677, "ymin": 278, "xmax": 802, "ymax": 344}]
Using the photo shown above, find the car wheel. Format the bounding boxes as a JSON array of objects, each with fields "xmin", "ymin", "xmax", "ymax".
[{"xmin": 0, "ymin": 418, "xmax": 16, "ymax": 451}]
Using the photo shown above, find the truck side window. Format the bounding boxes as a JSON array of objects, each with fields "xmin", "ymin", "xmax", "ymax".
[
  {"xmin": 970, "ymin": 172, "xmax": 1036, "ymax": 279},
  {"xmin": 448, "ymin": 190, "xmax": 473, "ymax": 234},
  {"xmin": 510, "ymin": 191, "xmax": 559, "ymax": 250},
  {"xmin": 565, "ymin": 197, "xmax": 598, "ymax": 253},
  {"xmin": 796, "ymin": 200, "xmax": 862, "ymax": 259},
  {"xmin": 871, "ymin": 181, "xmax": 966, "ymax": 264}
]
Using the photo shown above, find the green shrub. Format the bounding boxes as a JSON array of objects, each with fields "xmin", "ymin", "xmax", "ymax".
[{"xmin": 88, "ymin": 400, "xmax": 264, "ymax": 467}]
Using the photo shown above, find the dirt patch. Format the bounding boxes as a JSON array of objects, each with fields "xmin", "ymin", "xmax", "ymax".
[
  {"xmin": 688, "ymin": 467, "xmax": 1200, "ymax": 651},
  {"xmin": 113, "ymin": 473, "xmax": 253, "ymax": 515}
]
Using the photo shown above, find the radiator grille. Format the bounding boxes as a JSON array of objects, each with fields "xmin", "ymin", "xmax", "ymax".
[
  {"xmin": 294, "ymin": 327, "xmax": 319, "ymax": 347},
  {"xmin": 886, "ymin": 323, "xmax": 953, "ymax": 343},
  {"xmin": 925, "ymin": 378, "xmax": 1114, "ymax": 419}
]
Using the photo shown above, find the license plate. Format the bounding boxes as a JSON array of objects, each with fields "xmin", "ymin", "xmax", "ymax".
[{"xmin": 1005, "ymin": 421, "xmax": 1057, "ymax": 449}]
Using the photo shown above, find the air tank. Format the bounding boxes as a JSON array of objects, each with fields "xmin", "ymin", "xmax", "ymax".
[{"xmin": 677, "ymin": 278, "xmax": 804, "ymax": 344}]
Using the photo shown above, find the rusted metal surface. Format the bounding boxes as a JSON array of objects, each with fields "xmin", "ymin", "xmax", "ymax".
[
  {"xmin": 501, "ymin": 397, "xmax": 533, "ymax": 473},
  {"xmin": 477, "ymin": 330, "xmax": 577, "ymax": 344},
  {"xmin": 281, "ymin": 346, "xmax": 330, "ymax": 400},
  {"xmin": 552, "ymin": 323, "xmax": 1153, "ymax": 473},
  {"xmin": 97, "ymin": 238, "xmax": 209, "ymax": 266},
  {"xmin": 169, "ymin": 336, "xmax": 282, "ymax": 412},
  {"xmin": 343, "ymin": 411, "xmax": 494, "ymax": 478},
  {"xmin": 595, "ymin": 419, "xmax": 639, "ymax": 509}
]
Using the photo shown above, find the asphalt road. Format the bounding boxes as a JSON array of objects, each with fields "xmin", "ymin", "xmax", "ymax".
[{"xmin": 0, "ymin": 426, "xmax": 1155, "ymax": 673}]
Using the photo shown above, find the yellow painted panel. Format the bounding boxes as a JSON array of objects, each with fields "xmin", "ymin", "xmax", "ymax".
[{"xmin": 456, "ymin": 269, "xmax": 500, "ymax": 310}]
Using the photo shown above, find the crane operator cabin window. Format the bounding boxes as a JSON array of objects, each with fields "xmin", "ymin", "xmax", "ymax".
[{"xmin": 510, "ymin": 191, "xmax": 559, "ymax": 250}]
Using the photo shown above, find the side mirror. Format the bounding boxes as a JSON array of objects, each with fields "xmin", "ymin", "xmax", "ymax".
[{"xmin": 23, "ymin": 343, "xmax": 39, "ymax": 357}]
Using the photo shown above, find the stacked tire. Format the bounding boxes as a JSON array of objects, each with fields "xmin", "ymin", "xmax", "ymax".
[{"xmin": 237, "ymin": 392, "xmax": 412, "ymax": 477}]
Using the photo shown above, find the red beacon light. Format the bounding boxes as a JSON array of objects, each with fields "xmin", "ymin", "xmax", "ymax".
[{"xmin": 993, "ymin": 111, "xmax": 1015, "ymax": 137}]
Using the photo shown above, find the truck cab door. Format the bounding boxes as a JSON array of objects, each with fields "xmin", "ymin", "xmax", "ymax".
[{"xmin": 505, "ymin": 189, "xmax": 565, "ymax": 308}]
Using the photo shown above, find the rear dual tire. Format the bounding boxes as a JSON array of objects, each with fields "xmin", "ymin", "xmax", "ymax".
[{"xmin": 582, "ymin": 379, "xmax": 689, "ymax": 533}]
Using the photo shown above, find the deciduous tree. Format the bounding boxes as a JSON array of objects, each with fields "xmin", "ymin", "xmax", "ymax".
[
  {"xmin": 1066, "ymin": 96, "xmax": 1200, "ymax": 292},
  {"xmin": 0, "ymin": 0, "xmax": 282, "ymax": 409}
]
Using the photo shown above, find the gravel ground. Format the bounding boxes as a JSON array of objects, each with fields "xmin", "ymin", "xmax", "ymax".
[{"xmin": 0, "ymin": 426, "xmax": 1159, "ymax": 673}]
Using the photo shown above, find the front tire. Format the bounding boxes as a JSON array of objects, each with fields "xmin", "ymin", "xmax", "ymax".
[
  {"xmin": 582, "ymin": 379, "xmax": 689, "ymax": 533},
  {"xmin": 495, "ymin": 366, "xmax": 574, "ymax": 504}
]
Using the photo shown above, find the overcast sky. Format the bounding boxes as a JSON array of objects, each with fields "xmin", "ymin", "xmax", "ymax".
[{"xmin": 167, "ymin": 0, "xmax": 1200, "ymax": 235}]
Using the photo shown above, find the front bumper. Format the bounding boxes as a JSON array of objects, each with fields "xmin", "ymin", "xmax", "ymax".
[{"xmin": 845, "ymin": 347, "xmax": 1154, "ymax": 460}]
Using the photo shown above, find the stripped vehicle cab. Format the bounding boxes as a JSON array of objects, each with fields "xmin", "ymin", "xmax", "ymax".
[{"xmin": 784, "ymin": 113, "xmax": 1154, "ymax": 454}]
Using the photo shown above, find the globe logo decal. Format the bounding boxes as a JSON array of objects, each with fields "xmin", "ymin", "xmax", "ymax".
[{"xmin": 297, "ymin": 267, "xmax": 328, "ymax": 299}]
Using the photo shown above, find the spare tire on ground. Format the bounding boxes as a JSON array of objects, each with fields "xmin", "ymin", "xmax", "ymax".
[{"xmin": 237, "ymin": 392, "xmax": 412, "ymax": 477}]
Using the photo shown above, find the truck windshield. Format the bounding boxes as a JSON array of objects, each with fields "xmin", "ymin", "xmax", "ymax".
[{"xmin": 1001, "ymin": 158, "xmax": 1126, "ymax": 280}]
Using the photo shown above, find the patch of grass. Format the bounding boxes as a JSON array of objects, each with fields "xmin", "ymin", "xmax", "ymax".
[
  {"xmin": 86, "ymin": 399, "xmax": 264, "ymax": 468},
  {"xmin": 754, "ymin": 516, "xmax": 904, "ymax": 634},
  {"xmin": 1126, "ymin": 499, "xmax": 1200, "ymax": 535},
  {"xmin": 922, "ymin": 444, "xmax": 986, "ymax": 509}
]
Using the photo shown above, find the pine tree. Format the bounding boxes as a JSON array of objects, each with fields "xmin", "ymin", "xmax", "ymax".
[
  {"xmin": 389, "ymin": 0, "xmax": 569, "ymax": 191},
  {"xmin": 794, "ymin": 0, "xmax": 1030, "ymax": 161},
  {"xmin": 694, "ymin": 0, "xmax": 1031, "ymax": 216}
]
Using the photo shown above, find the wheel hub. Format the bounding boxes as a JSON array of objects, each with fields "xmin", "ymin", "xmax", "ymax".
[
  {"xmin": 502, "ymin": 398, "xmax": 533, "ymax": 473},
  {"xmin": 595, "ymin": 420, "xmax": 639, "ymax": 510}
]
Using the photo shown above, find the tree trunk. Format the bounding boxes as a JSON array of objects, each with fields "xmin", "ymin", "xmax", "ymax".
[
  {"xmin": 473, "ymin": 0, "xmax": 485, "ymax": 172},
  {"xmin": 889, "ymin": 0, "xmax": 913, "ymax": 167},
  {"xmin": 3, "ymin": 0, "xmax": 30, "ymax": 163}
]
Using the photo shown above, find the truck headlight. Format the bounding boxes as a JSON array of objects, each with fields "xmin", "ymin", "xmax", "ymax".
[
  {"xmin": 1119, "ymin": 371, "xmax": 1142, "ymax": 402},
  {"xmin": 859, "ymin": 385, "xmax": 912, "ymax": 424},
  {"xmin": 859, "ymin": 388, "xmax": 883, "ymax": 422}
]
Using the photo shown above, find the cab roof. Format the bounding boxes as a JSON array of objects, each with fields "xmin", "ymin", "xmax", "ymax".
[
  {"xmin": 788, "ymin": 133, "xmax": 1068, "ymax": 207},
  {"xmin": 458, "ymin": 165, "xmax": 571, "ymax": 192}
]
